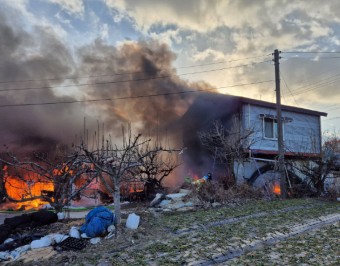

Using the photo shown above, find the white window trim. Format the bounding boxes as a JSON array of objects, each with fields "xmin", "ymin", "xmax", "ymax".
[{"xmin": 262, "ymin": 117, "xmax": 284, "ymax": 140}]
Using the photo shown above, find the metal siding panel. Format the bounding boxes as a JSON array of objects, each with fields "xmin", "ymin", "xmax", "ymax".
[{"xmin": 245, "ymin": 105, "xmax": 321, "ymax": 154}]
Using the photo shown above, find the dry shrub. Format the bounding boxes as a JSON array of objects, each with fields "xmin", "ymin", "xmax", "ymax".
[
  {"xmin": 227, "ymin": 183, "xmax": 263, "ymax": 199},
  {"xmin": 325, "ymin": 187, "xmax": 340, "ymax": 201},
  {"xmin": 189, "ymin": 181, "xmax": 263, "ymax": 206},
  {"xmin": 189, "ymin": 181, "xmax": 228, "ymax": 204},
  {"xmin": 288, "ymin": 183, "xmax": 316, "ymax": 198}
]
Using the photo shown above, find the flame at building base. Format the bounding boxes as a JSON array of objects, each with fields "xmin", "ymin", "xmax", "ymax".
[
  {"xmin": 272, "ymin": 183, "xmax": 281, "ymax": 195},
  {"xmin": 4, "ymin": 175, "xmax": 53, "ymax": 211}
]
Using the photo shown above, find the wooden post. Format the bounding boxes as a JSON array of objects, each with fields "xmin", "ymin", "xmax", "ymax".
[{"xmin": 273, "ymin": 49, "xmax": 287, "ymax": 198}]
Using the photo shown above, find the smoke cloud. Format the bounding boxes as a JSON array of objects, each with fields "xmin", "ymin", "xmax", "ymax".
[{"xmin": 0, "ymin": 11, "xmax": 216, "ymax": 155}]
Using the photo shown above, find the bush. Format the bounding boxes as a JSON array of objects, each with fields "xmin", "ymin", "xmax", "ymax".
[
  {"xmin": 189, "ymin": 181, "xmax": 263, "ymax": 206},
  {"xmin": 288, "ymin": 183, "xmax": 317, "ymax": 198},
  {"xmin": 325, "ymin": 187, "xmax": 340, "ymax": 201}
]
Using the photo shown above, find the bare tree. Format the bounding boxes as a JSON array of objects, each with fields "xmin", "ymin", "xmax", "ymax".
[
  {"xmin": 291, "ymin": 135, "xmax": 340, "ymax": 195},
  {"xmin": 0, "ymin": 148, "xmax": 97, "ymax": 212},
  {"xmin": 198, "ymin": 117, "xmax": 255, "ymax": 184},
  {"xmin": 135, "ymin": 138, "xmax": 181, "ymax": 198},
  {"xmin": 82, "ymin": 126, "xmax": 176, "ymax": 225}
]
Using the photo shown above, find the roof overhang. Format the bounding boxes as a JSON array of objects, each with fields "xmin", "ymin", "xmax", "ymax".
[{"xmin": 240, "ymin": 97, "xmax": 327, "ymax": 117}]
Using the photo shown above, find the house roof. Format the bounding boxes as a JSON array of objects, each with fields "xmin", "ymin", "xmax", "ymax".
[
  {"xmin": 194, "ymin": 93, "xmax": 327, "ymax": 117},
  {"xmin": 238, "ymin": 96, "xmax": 327, "ymax": 117}
]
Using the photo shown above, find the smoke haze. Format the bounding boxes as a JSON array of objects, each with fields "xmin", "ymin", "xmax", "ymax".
[{"xmin": 0, "ymin": 11, "xmax": 216, "ymax": 155}]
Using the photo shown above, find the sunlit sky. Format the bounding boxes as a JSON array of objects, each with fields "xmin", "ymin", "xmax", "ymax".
[{"xmin": 2, "ymin": 0, "xmax": 340, "ymax": 135}]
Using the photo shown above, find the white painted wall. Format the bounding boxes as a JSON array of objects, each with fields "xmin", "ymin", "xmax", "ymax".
[{"xmin": 242, "ymin": 104, "xmax": 321, "ymax": 154}]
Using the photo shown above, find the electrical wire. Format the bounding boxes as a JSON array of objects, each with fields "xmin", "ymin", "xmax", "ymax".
[
  {"xmin": 280, "ymin": 71, "xmax": 299, "ymax": 107},
  {"xmin": 280, "ymin": 70, "xmax": 319, "ymax": 134},
  {"xmin": 289, "ymin": 73, "xmax": 340, "ymax": 94},
  {"xmin": 286, "ymin": 72, "xmax": 340, "ymax": 96},
  {"xmin": 0, "ymin": 54, "xmax": 271, "ymax": 84},
  {"xmin": 0, "ymin": 60, "xmax": 271, "ymax": 93},
  {"xmin": 0, "ymin": 80, "xmax": 274, "ymax": 108},
  {"xmin": 176, "ymin": 54, "xmax": 271, "ymax": 69},
  {"xmin": 290, "ymin": 78, "xmax": 340, "ymax": 96},
  {"xmin": 324, "ymin": 116, "xmax": 340, "ymax": 121},
  {"xmin": 323, "ymin": 105, "xmax": 340, "ymax": 112},
  {"xmin": 283, "ymin": 51, "xmax": 340, "ymax": 54},
  {"xmin": 282, "ymin": 56, "xmax": 340, "ymax": 59}
]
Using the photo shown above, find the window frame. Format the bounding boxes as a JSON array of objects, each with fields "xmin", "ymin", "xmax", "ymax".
[{"xmin": 262, "ymin": 117, "xmax": 281, "ymax": 140}]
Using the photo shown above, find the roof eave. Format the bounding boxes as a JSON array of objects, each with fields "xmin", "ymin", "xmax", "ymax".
[{"xmin": 239, "ymin": 97, "xmax": 327, "ymax": 117}]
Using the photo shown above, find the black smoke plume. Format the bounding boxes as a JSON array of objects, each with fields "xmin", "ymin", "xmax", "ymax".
[{"xmin": 0, "ymin": 11, "xmax": 216, "ymax": 156}]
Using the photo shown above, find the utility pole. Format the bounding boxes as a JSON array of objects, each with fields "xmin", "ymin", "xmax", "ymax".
[{"xmin": 273, "ymin": 49, "xmax": 287, "ymax": 198}]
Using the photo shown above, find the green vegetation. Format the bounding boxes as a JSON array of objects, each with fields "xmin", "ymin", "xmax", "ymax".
[{"xmin": 113, "ymin": 198, "xmax": 339, "ymax": 265}]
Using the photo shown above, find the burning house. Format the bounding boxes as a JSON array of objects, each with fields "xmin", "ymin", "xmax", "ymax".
[
  {"xmin": 181, "ymin": 93, "xmax": 327, "ymax": 194},
  {"xmin": 0, "ymin": 9, "xmax": 332, "ymax": 205}
]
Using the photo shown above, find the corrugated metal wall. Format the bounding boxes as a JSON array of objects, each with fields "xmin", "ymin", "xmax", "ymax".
[{"xmin": 242, "ymin": 103, "xmax": 321, "ymax": 154}]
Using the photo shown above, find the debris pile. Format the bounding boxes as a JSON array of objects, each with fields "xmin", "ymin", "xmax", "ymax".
[
  {"xmin": 0, "ymin": 210, "xmax": 58, "ymax": 244},
  {"xmin": 0, "ymin": 210, "xmax": 59, "ymax": 261},
  {"xmin": 0, "ymin": 206, "xmax": 119, "ymax": 263},
  {"xmin": 150, "ymin": 189, "xmax": 195, "ymax": 212}
]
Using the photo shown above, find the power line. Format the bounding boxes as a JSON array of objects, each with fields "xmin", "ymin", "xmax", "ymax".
[
  {"xmin": 0, "ymin": 54, "xmax": 271, "ymax": 84},
  {"xmin": 283, "ymin": 51, "xmax": 340, "ymax": 54},
  {"xmin": 0, "ymin": 80, "xmax": 274, "ymax": 108},
  {"xmin": 0, "ymin": 60, "xmax": 271, "ymax": 93},
  {"xmin": 280, "ymin": 70, "xmax": 299, "ymax": 106},
  {"xmin": 279, "ymin": 53, "xmax": 340, "ymax": 96},
  {"xmin": 282, "ymin": 56, "xmax": 340, "ymax": 59},
  {"xmin": 0, "ymin": 70, "xmax": 147, "ymax": 84},
  {"xmin": 290, "ymin": 77, "xmax": 340, "ymax": 96},
  {"xmin": 289, "ymin": 73, "xmax": 340, "ymax": 94},
  {"xmin": 320, "ymin": 103, "xmax": 340, "ymax": 111},
  {"xmin": 280, "ymin": 70, "xmax": 317, "ymax": 132},
  {"xmin": 324, "ymin": 116, "xmax": 340, "ymax": 121},
  {"xmin": 177, "ymin": 54, "xmax": 271, "ymax": 69},
  {"xmin": 324, "ymin": 105, "xmax": 340, "ymax": 112},
  {"xmin": 286, "ymin": 72, "xmax": 340, "ymax": 97}
]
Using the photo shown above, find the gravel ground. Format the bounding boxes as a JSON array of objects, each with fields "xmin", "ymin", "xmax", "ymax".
[{"xmin": 2, "ymin": 198, "xmax": 339, "ymax": 266}]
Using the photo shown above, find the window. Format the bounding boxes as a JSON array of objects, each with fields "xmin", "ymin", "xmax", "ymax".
[{"xmin": 264, "ymin": 118, "xmax": 278, "ymax": 139}]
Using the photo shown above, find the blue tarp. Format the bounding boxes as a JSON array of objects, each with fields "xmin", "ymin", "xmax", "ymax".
[{"xmin": 80, "ymin": 206, "xmax": 114, "ymax": 237}]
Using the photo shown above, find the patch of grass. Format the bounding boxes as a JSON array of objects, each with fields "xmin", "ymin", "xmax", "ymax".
[
  {"xmin": 230, "ymin": 222, "xmax": 340, "ymax": 266},
  {"xmin": 157, "ymin": 198, "xmax": 329, "ymax": 231},
  {"xmin": 125, "ymin": 200, "xmax": 338, "ymax": 264}
]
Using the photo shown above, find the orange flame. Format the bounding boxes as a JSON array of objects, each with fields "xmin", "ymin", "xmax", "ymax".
[
  {"xmin": 2, "ymin": 166, "xmax": 54, "ymax": 210},
  {"xmin": 53, "ymin": 164, "xmax": 74, "ymax": 176},
  {"xmin": 193, "ymin": 174, "xmax": 199, "ymax": 181},
  {"xmin": 4, "ymin": 176, "xmax": 53, "ymax": 210},
  {"xmin": 128, "ymin": 181, "xmax": 144, "ymax": 193},
  {"xmin": 273, "ymin": 183, "xmax": 281, "ymax": 195}
]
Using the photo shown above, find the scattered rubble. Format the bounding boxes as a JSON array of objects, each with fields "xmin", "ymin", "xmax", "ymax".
[
  {"xmin": 69, "ymin": 226, "xmax": 80, "ymax": 239},
  {"xmin": 0, "ymin": 198, "xmax": 338, "ymax": 265},
  {"xmin": 30, "ymin": 236, "xmax": 52, "ymax": 249},
  {"xmin": 0, "ymin": 210, "xmax": 58, "ymax": 251},
  {"xmin": 0, "ymin": 206, "xmax": 118, "ymax": 263},
  {"xmin": 0, "ymin": 205, "xmax": 149, "ymax": 263},
  {"xmin": 81, "ymin": 233, "xmax": 90, "ymax": 239},
  {"xmin": 149, "ymin": 193, "xmax": 165, "ymax": 207},
  {"xmin": 90, "ymin": 237, "xmax": 101, "ymax": 245},
  {"xmin": 149, "ymin": 189, "xmax": 196, "ymax": 212}
]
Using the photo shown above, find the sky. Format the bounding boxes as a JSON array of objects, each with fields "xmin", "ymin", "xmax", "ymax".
[{"xmin": 1, "ymin": 0, "xmax": 340, "ymax": 151}]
